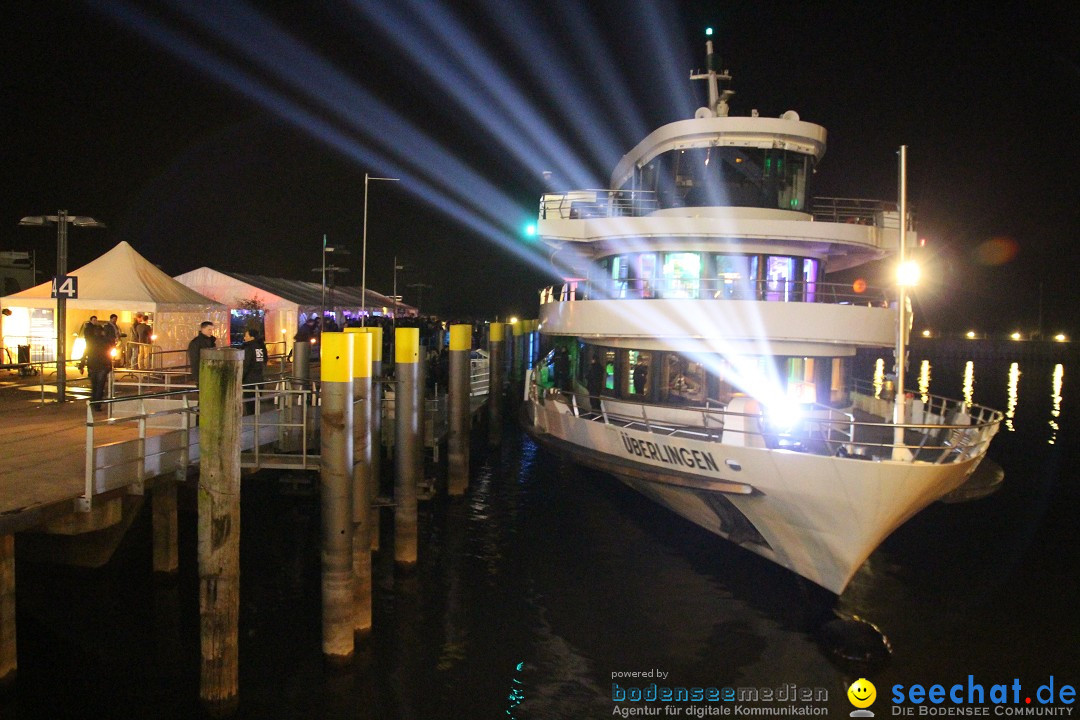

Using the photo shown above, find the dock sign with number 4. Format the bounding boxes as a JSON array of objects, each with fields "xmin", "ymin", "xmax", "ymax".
[{"xmin": 51, "ymin": 275, "xmax": 78, "ymax": 299}]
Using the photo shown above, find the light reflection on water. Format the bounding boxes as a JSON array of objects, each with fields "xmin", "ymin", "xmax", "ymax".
[
  {"xmin": 1006, "ymin": 363, "xmax": 1020, "ymax": 432},
  {"xmin": 881, "ymin": 356, "xmax": 1067, "ymax": 443},
  {"xmin": 962, "ymin": 360, "xmax": 975, "ymax": 407},
  {"xmin": 1050, "ymin": 363, "xmax": 1063, "ymax": 445}
]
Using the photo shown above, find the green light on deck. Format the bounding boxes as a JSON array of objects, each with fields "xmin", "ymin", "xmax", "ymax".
[
  {"xmin": 705, "ymin": 27, "xmax": 714, "ymax": 36},
  {"xmin": 524, "ymin": 223, "xmax": 537, "ymax": 238}
]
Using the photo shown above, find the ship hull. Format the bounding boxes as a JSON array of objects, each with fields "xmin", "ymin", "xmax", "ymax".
[{"xmin": 525, "ymin": 395, "xmax": 984, "ymax": 594}]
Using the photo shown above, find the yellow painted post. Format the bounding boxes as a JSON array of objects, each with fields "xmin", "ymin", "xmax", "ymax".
[
  {"xmin": 447, "ymin": 324, "xmax": 472, "ymax": 495},
  {"xmin": 344, "ymin": 328, "xmax": 374, "ymax": 635},
  {"xmin": 197, "ymin": 347, "xmax": 243, "ymax": 717},
  {"xmin": 0, "ymin": 534, "xmax": 15, "ymax": 688},
  {"xmin": 488, "ymin": 322, "xmax": 505, "ymax": 446},
  {"xmin": 394, "ymin": 327, "xmax": 421, "ymax": 568},
  {"xmin": 319, "ymin": 332, "xmax": 355, "ymax": 662},
  {"xmin": 357, "ymin": 326, "xmax": 383, "ymax": 551}
]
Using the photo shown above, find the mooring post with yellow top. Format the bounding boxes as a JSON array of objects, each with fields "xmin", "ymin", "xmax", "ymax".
[
  {"xmin": 448, "ymin": 324, "xmax": 472, "ymax": 495},
  {"xmin": 197, "ymin": 347, "xmax": 243, "ymax": 717},
  {"xmin": 0, "ymin": 534, "xmax": 14, "ymax": 688},
  {"xmin": 488, "ymin": 322, "xmax": 505, "ymax": 446},
  {"xmin": 359, "ymin": 326, "xmax": 384, "ymax": 551},
  {"xmin": 343, "ymin": 328, "xmax": 374, "ymax": 635},
  {"xmin": 394, "ymin": 327, "xmax": 421, "ymax": 568},
  {"xmin": 319, "ymin": 332, "xmax": 355, "ymax": 662}
]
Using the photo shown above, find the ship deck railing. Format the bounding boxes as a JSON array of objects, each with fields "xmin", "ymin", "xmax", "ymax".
[
  {"xmin": 539, "ymin": 278, "xmax": 889, "ymax": 306},
  {"xmin": 538, "ymin": 192, "xmax": 905, "ymax": 225},
  {"xmin": 541, "ymin": 386, "xmax": 1001, "ymax": 466}
]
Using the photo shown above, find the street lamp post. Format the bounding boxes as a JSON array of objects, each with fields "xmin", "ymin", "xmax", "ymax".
[
  {"xmin": 18, "ymin": 211, "xmax": 105, "ymax": 403},
  {"xmin": 313, "ymin": 235, "xmax": 349, "ymax": 328},
  {"xmin": 407, "ymin": 282, "xmax": 432, "ymax": 316},
  {"xmin": 361, "ymin": 173, "xmax": 399, "ymax": 325},
  {"xmin": 392, "ymin": 255, "xmax": 405, "ymax": 322}
]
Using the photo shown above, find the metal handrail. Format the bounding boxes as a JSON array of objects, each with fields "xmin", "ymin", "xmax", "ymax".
[
  {"xmin": 540, "ymin": 278, "xmax": 889, "ymax": 306},
  {"xmin": 550, "ymin": 388, "xmax": 1001, "ymax": 465}
]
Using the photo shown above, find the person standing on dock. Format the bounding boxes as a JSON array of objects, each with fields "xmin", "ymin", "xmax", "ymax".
[
  {"xmin": 187, "ymin": 321, "xmax": 217, "ymax": 383},
  {"xmin": 241, "ymin": 329, "xmax": 268, "ymax": 415},
  {"xmin": 78, "ymin": 319, "xmax": 112, "ymax": 411}
]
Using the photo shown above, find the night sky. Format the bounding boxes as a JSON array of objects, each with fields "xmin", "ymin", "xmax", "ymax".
[{"xmin": 3, "ymin": 1, "xmax": 1078, "ymax": 331}]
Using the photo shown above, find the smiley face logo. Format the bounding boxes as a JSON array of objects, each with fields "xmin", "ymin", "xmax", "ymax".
[{"xmin": 847, "ymin": 678, "xmax": 876, "ymax": 708}]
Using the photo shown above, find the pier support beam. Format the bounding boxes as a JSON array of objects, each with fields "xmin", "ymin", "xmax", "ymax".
[
  {"xmin": 394, "ymin": 327, "xmax": 421, "ymax": 568},
  {"xmin": 1, "ymin": 534, "xmax": 15, "ymax": 688},
  {"xmin": 447, "ymin": 324, "xmax": 472, "ymax": 495},
  {"xmin": 344, "ymin": 329, "xmax": 374, "ymax": 636},
  {"xmin": 320, "ymin": 333, "xmax": 355, "ymax": 662},
  {"xmin": 488, "ymin": 323, "xmax": 505, "ymax": 446},
  {"xmin": 197, "ymin": 348, "xmax": 243, "ymax": 717},
  {"xmin": 152, "ymin": 482, "xmax": 178, "ymax": 574}
]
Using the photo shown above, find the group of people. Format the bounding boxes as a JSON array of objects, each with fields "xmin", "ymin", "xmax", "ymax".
[{"xmin": 186, "ymin": 321, "xmax": 268, "ymax": 387}]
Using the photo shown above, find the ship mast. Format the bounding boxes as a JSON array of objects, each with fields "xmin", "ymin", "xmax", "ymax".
[{"xmin": 690, "ymin": 40, "xmax": 734, "ymax": 117}]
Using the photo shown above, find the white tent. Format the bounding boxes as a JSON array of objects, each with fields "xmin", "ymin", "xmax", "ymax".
[
  {"xmin": 172, "ymin": 266, "xmax": 300, "ymax": 355},
  {"xmin": 1, "ymin": 241, "xmax": 226, "ymax": 367},
  {"xmin": 173, "ymin": 267, "xmax": 414, "ymax": 356}
]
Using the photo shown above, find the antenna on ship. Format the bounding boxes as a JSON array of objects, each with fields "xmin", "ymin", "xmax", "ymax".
[{"xmin": 690, "ymin": 28, "xmax": 734, "ymax": 117}]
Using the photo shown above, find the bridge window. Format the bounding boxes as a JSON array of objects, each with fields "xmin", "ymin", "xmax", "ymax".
[
  {"xmin": 712, "ymin": 254, "xmax": 757, "ymax": 299},
  {"xmin": 660, "ymin": 252, "xmax": 701, "ymax": 298},
  {"xmin": 636, "ymin": 147, "xmax": 814, "ymax": 212},
  {"xmin": 765, "ymin": 256, "xmax": 797, "ymax": 301}
]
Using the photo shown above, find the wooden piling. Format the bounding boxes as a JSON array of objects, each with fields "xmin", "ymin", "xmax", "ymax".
[
  {"xmin": 1, "ymin": 534, "xmax": 15, "ymax": 688},
  {"xmin": 488, "ymin": 322, "xmax": 505, "ymax": 446},
  {"xmin": 394, "ymin": 327, "xmax": 421, "ymax": 568},
  {"xmin": 344, "ymin": 328, "xmax": 374, "ymax": 635},
  {"xmin": 197, "ymin": 347, "xmax": 243, "ymax": 717},
  {"xmin": 152, "ymin": 481, "xmax": 179, "ymax": 574},
  {"xmin": 319, "ymin": 332, "xmax": 355, "ymax": 662},
  {"xmin": 448, "ymin": 324, "xmax": 472, "ymax": 495}
]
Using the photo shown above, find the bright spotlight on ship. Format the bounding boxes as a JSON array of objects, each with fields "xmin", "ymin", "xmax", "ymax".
[
  {"xmin": 1054, "ymin": 333, "xmax": 1067, "ymax": 342},
  {"xmin": 764, "ymin": 400, "xmax": 802, "ymax": 433},
  {"xmin": 1010, "ymin": 332, "xmax": 1022, "ymax": 341},
  {"xmin": 897, "ymin": 260, "xmax": 920, "ymax": 286}
]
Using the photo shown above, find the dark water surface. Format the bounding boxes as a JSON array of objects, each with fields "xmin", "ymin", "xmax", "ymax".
[{"xmin": 6, "ymin": 355, "xmax": 1079, "ymax": 719}]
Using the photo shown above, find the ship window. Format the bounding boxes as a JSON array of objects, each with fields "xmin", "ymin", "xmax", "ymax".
[
  {"xmin": 640, "ymin": 147, "xmax": 814, "ymax": 212},
  {"xmin": 784, "ymin": 357, "xmax": 818, "ymax": 403},
  {"xmin": 603, "ymin": 349, "xmax": 617, "ymax": 395},
  {"xmin": 662, "ymin": 354, "xmax": 707, "ymax": 405},
  {"xmin": 660, "ymin": 252, "xmax": 701, "ymax": 298},
  {"xmin": 623, "ymin": 349, "xmax": 653, "ymax": 398},
  {"xmin": 802, "ymin": 258, "xmax": 819, "ymax": 302},
  {"xmin": 712, "ymin": 254, "xmax": 757, "ymax": 299},
  {"xmin": 765, "ymin": 256, "xmax": 797, "ymax": 301},
  {"xmin": 611, "ymin": 256, "xmax": 630, "ymax": 298}
]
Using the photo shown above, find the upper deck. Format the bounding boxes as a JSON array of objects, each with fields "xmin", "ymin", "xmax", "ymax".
[{"xmin": 536, "ymin": 194, "xmax": 909, "ymax": 273}]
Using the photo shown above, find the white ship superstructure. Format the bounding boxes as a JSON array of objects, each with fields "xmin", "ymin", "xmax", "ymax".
[{"xmin": 523, "ymin": 40, "xmax": 1002, "ymax": 594}]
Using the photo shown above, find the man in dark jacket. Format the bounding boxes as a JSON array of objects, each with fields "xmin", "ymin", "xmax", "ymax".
[
  {"xmin": 241, "ymin": 329, "xmax": 268, "ymax": 385},
  {"xmin": 78, "ymin": 320, "xmax": 112, "ymax": 411},
  {"xmin": 241, "ymin": 329, "xmax": 268, "ymax": 415},
  {"xmin": 187, "ymin": 321, "xmax": 217, "ymax": 384}
]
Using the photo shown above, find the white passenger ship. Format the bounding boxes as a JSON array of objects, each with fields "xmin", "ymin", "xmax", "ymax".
[{"xmin": 523, "ymin": 40, "xmax": 1003, "ymax": 594}]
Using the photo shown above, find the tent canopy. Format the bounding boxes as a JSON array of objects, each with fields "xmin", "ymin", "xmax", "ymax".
[
  {"xmin": 174, "ymin": 266, "xmax": 414, "ymax": 314},
  {"xmin": 2, "ymin": 241, "xmax": 222, "ymax": 312}
]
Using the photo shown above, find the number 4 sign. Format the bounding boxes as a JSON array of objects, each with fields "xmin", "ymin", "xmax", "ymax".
[{"xmin": 51, "ymin": 275, "xmax": 79, "ymax": 299}]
